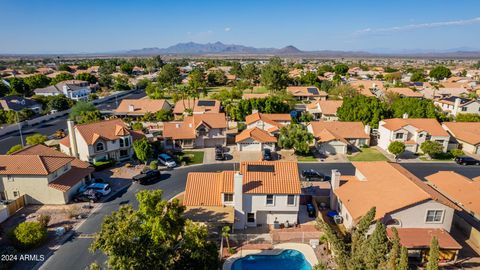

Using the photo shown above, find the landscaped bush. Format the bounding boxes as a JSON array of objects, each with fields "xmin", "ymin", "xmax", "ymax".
[
  {"xmin": 37, "ymin": 214, "xmax": 51, "ymax": 228},
  {"xmin": 12, "ymin": 222, "xmax": 47, "ymax": 250},
  {"xmin": 450, "ymin": 149, "xmax": 465, "ymax": 158},
  {"xmin": 93, "ymin": 159, "xmax": 116, "ymax": 171},
  {"xmin": 432, "ymin": 152, "xmax": 454, "ymax": 160},
  {"xmin": 149, "ymin": 160, "xmax": 158, "ymax": 170}
]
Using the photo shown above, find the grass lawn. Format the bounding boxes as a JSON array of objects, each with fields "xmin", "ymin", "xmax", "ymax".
[
  {"xmin": 179, "ymin": 151, "xmax": 205, "ymax": 165},
  {"xmin": 297, "ymin": 155, "xmax": 318, "ymax": 162},
  {"xmin": 348, "ymin": 148, "xmax": 388, "ymax": 161}
]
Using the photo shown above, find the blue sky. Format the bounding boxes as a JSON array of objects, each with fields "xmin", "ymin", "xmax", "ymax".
[{"xmin": 2, "ymin": 0, "xmax": 480, "ymax": 53}]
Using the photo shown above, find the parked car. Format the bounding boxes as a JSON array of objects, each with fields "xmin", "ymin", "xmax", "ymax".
[
  {"xmin": 158, "ymin": 153, "xmax": 177, "ymax": 168},
  {"xmin": 301, "ymin": 169, "xmax": 325, "ymax": 181},
  {"xmin": 215, "ymin": 145, "xmax": 225, "ymax": 160},
  {"xmin": 74, "ymin": 190, "xmax": 101, "ymax": 203},
  {"xmin": 132, "ymin": 170, "xmax": 161, "ymax": 184},
  {"xmin": 262, "ymin": 148, "xmax": 273, "ymax": 161},
  {"xmin": 455, "ymin": 156, "xmax": 480, "ymax": 166},
  {"xmin": 306, "ymin": 203, "xmax": 316, "ymax": 218},
  {"xmin": 86, "ymin": 183, "xmax": 111, "ymax": 196}
]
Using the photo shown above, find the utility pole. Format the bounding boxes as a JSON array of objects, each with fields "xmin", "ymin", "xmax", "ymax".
[{"xmin": 16, "ymin": 111, "xmax": 24, "ymax": 146}]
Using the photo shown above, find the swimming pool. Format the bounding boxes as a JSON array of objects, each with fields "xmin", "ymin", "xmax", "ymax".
[{"xmin": 231, "ymin": 249, "xmax": 312, "ymax": 270}]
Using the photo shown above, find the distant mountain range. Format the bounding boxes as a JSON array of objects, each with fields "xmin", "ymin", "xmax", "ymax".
[{"xmin": 120, "ymin": 41, "xmax": 480, "ymax": 58}]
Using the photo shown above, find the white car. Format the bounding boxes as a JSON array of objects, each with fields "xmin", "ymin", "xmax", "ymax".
[
  {"xmin": 158, "ymin": 154, "xmax": 177, "ymax": 168},
  {"xmin": 86, "ymin": 183, "xmax": 111, "ymax": 196}
]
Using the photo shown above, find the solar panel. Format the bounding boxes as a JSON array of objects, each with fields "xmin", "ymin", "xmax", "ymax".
[
  {"xmin": 307, "ymin": 87, "xmax": 319, "ymax": 95},
  {"xmin": 247, "ymin": 164, "xmax": 275, "ymax": 173},
  {"xmin": 197, "ymin": 100, "xmax": 216, "ymax": 107}
]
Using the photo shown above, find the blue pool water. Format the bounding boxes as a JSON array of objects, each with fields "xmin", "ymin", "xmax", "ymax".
[{"xmin": 231, "ymin": 249, "xmax": 312, "ymax": 270}]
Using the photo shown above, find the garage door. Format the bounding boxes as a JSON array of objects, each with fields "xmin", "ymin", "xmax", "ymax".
[
  {"xmin": 476, "ymin": 146, "xmax": 480, "ymax": 155},
  {"xmin": 318, "ymin": 142, "xmax": 346, "ymax": 155},
  {"xmin": 239, "ymin": 142, "xmax": 261, "ymax": 151},
  {"xmin": 203, "ymin": 138, "xmax": 225, "ymax": 148}
]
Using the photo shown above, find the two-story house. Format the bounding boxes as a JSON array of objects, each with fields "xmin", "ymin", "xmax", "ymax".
[
  {"xmin": 434, "ymin": 96, "xmax": 480, "ymax": 116},
  {"xmin": 378, "ymin": 117, "xmax": 450, "ymax": 154},
  {"xmin": 245, "ymin": 112, "xmax": 291, "ymax": 134},
  {"xmin": 287, "ymin": 86, "xmax": 327, "ymax": 101},
  {"xmin": 306, "ymin": 100, "xmax": 343, "ymax": 121},
  {"xmin": 307, "ymin": 121, "xmax": 370, "ymax": 155},
  {"xmin": 442, "ymin": 122, "xmax": 480, "ymax": 155},
  {"xmin": 34, "ymin": 80, "xmax": 93, "ymax": 101},
  {"xmin": 60, "ymin": 119, "xmax": 139, "ymax": 163},
  {"xmin": 183, "ymin": 161, "xmax": 301, "ymax": 230},
  {"xmin": 114, "ymin": 99, "xmax": 172, "ymax": 117},
  {"xmin": 0, "ymin": 144, "xmax": 93, "ymax": 204},
  {"xmin": 163, "ymin": 113, "xmax": 227, "ymax": 149}
]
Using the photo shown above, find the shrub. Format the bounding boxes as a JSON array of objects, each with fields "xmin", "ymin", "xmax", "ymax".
[
  {"xmin": 37, "ymin": 214, "xmax": 51, "ymax": 228},
  {"xmin": 65, "ymin": 206, "xmax": 81, "ymax": 219},
  {"xmin": 149, "ymin": 160, "xmax": 158, "ymax": 170},
  {"xmin": 450, "ymin": 149, "xmax": 465, "ymax": 158},
  {"xmin": 12, "ymin": 222, "xmax": 47, "ymax": 249},
  {"xmin": 131, "ymin": 122, "xmax": 144, "ymax": 131},
  {"xmin": 388, "ymin": 141, "xmax": 406, "ymax": 158},
  {"xmin": 93, "ymin": 159, "xmax": 115, "ymax": 171},
  {"xmin": 420, "ymin": 141, "xmax": 443, "ymax": 158}
]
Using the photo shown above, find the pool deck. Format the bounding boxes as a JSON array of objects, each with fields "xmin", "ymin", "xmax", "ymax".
[{"xmin": 222, "ymin": 243, "xmax": 319, "ymax": 270}]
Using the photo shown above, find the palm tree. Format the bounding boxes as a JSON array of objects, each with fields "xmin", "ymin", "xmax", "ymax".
[{"xmin": 222, "ymin": 226, "xmax": 231, "ymax": 251}]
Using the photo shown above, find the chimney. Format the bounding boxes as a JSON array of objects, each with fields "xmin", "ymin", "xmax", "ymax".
[
  {"xmin": 364, "ymin": 124, "xmax": 371, "ymax": 135},
  {"xmin": 67, "ymin": 120, "xmax": 78, "ymax": 158},
  {"xmin": 128, "ymin": 104, "xmax": 135, "ymax": 112},
  {"xmin": 330, "ymin": 169, "xmax": 341, "ymax": 211},
  {"xmin": 402, "ymin": 113, "xmax": 409, "ymax": 119},
  {"xmin": 233, "ymin": 172, "xmax": 245, "ymax": 230},
  {"xmin": 453, "ymin": 98, "xmax": 461, "ymax": 116}
]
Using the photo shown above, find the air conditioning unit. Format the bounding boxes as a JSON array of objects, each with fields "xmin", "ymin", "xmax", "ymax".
[{"xmin": 334, "ymin": 215, "xmax": 343, "ymax": 224}]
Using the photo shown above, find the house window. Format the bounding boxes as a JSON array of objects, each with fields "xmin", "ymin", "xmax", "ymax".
[
  {"xmin": 247, "ymin": 213, "xmax": 255, "ymax": 223},
  {"xmin": 419, "ymin": 134, "xmax": 423, "ymax": 138},
  {"xmin": 63, "ymin": 165, "xmax": 68, "ymax": 172},
  {"xmin": 395, "ymin": 133, "xmax": 404, "ymax": 139},
  {"xmin": 223, "ymin": 193, "xmax": 233, "ymax": 202},
  {"xmin": 426, "ymin": 210, "xmax": 444, "ymax": 223},
  {"xmin": 124, "ymin": 138, "xmax": 129, "ymax": 146},
  {"xmin": 461, "ymin": 107, "xmax": 467, "ymax": 111},
  {"xmin": 198, "ymin": 127, "xmax": 206, "ymax": 136},
  {"xmin": 266, "ymin": 195, "xmax": 274, "ymax": 205},
  {"xmin": 96, "ymin": 142, "xmax": 105, "ymax": 151},
  {"xmin": 287, "ymin": 195, "xmax": 295, "ymax": 206},
  {"xmin": 7, "ymin": 175, "xmax": 14, "ymax": 182},
  {"xmin": 13, "ymin": 191, "xmax": 19, "ymax": 197},
  {"xmin": 119, "ymin": 139, "xmax": 124, "ymax": 147}
]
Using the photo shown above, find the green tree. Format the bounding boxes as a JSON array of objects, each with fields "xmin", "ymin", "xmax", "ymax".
[
  {"xmin": 207, "ymin": 70, "xmax": 227, "ymax": 86},
  {"xmin": 410, "ymin": 70, "xmax": 426, "ymax": 82},
  {"xmin": 426, "ymin": 236, "xmax": 439, "ymax": 270},
  {"xmin": 334, "ymin": 64, "xmax": 349, "ymax": 76},
  {"xmin": 429, "ymin": 66, "xmax": 452, "ymax": 80},
  {"xmin": 23, "ymin": 74, "xmax": 51, "ymax": 90},
  {"xmin": 131, "ymin": 122, "xmax": 144, "ymax": 131},
  {"xmin": 133, "ymin": 138, "xmax": 153, "ymax": 164},
  {"xmin": 189, "ymin": 68, "xmax": 207, "ymax": 94},
  {"xmin": 261, "ymin": 57, "xmax": 288, "ymax": 92},
  {"xmin": 155, "ymin": 109, "xmax": 174, "ymax": 122},
  {"xmin": 8, "ymin": 78, "xmax": 30, "ymax": 96},
  {"xmin": 113, "ymin": 75, "xmax": 130, "ymax": 91},
  {"xmin": 76, "ymin": 73, "xmax": 98, "ymax": 84},
  {"xmin": 299, "ymin": 71, "xmax": 319, "ymax": 86},
  {"xmin": 90, "ymin": 190, "xmax": 218, "ymax": 270},
  {"xmin": 221, "ymin": 225, "xmax": 231, "ymax": 250},
  {"xmin": 388, "ymin": 141, "xmax": 406, "ymax": 158},
  {"xmin": 329, "ymin": 85, "xmax": 359, "ymax": 98},
  {"xmin": 146, "ymin": 82, "xmax": 164, "ymax": 99},
  {"xmin": 387, "ymin": 227, "xmax": 401, "ymax": 270},
  {"xmin": 455, "ymin": 113, "xmax": 480, "ymax": 122},
  {"xmin": 69, "ymin": 101, "xmax": 99, "ymax": 123},
  {"xmin": 390, "ymin": 98, "xmax": 443, "ymax": 120},
  {"xmin": 0, "ymin": 80, "xmax": 10, "ymax": 96},
  {"xmin": 317, "ymin": 64, "xmax": 334, "ymax": 76},
  {"xmin": 349, "ymin": 207, "xmax": 376, "ymax": 269},
  {"xmin": 278, "ymin": 123, "xmax": 314, "ymax": 155},
  {"xmin": 316, "ymin": 219, "xmax": 348, "ymax": 270},
  {"xmin": 120, "ymin": 62, "xmax": 134, "ymax": 75},
  {"xmin": 398, "ymin": 246, "xmax": 409, "ymax": 270},
  {"xmin": 77, "ymin": 110, "xmax": 102, "ymax": 124},
  {"xmin": 13, "ymin": 222, "xmax": 47, "ymax": 249},
  {"xmin": 26, "ymin": 133, "xmax": 48, "ymax": 145},
  {"xmin": 51, "ymin": 73, "xmax": 74, "ymax": 85},
  {"xmin": 7, "ymin": 144, "xmax": 23, "ymax": 154},
  {"xmin": 298, "ymin": 111, "xmax": 314, "ymax": 122},
  {"xmin": 337, "ymin": 95, "xmax": 389, "ymax": 128},
  {"xmin": 420, "ymin": 141, "xmax": 443, "ymax": 158},
  {"xmin": 157, "ymin": 64, "xmax": 180, "ymax": 89},
  {"xmin": 47, "ymin": 94, "xmax": 72, "ymax": 111},
  {"xmin": 242, "ymin": 63, "xmax": 259, "ymax": 83},
  {"xmin": 149, "ymin": 160, "xmax": 158, "ymax": 170},
  {"xmin": 58, "ymin": 64, "xmax": 72, "ymax": 72},
  {"xmin": 364, "ymin": 222, "xmax": 389, "ymax": 269}
]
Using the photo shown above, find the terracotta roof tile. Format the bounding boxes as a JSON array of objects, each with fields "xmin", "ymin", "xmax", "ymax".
[
  {"xmin": 74, "ymin": 119, "xmax": 132, "ymax": 145},
  {"xmin": 443, "ymin": 122, "xmax": 480, "ymax": 145},
  {"xmin": 115, "ymin": 99, "xmax": 170, "ymax": 115},
  {"xmin": 173, "ymin": 99, "xmax": 221, "ymax": 114},
  {"xmin": 184, "ymin": 171, "xmax": 235, "ymax": 206},
  {"xmin": 163, "ymin": 113, "xmax": 227, "ymax": 140},
  {"xmin": 387, "ymin": 228, "xmax": 461, "ymax": 249},
  {"xmin": 386, "ymin": 87, "xmax": 423, "ymax": 98},
  {"xmin": 307, "ymin": 100, "xmax": 343, "ymax": 115},
  {"xmin": 309, "ymin": 121, "xmax": 369, "ymax": 140},
  {"xmin": 381, "ymin": 118, "xmax": 448, "ymax": 137},
  {"xmin": 235, "ymin": 128, "xmax": 277, "ymax": 143},
  {"xmin": 287, "ymin": 86, "xmax": 327, "ymax": 97}
]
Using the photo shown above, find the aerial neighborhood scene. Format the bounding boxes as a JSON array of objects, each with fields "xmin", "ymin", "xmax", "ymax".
[{"xmin": 2, "ymin": 1, "xmax": 480, "ymax": 270}]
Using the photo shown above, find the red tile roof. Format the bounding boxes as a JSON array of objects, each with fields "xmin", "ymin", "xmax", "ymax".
[
  {"xmin": 235, "ymin": 128, "xmax": 277, "ymax": 143},
  {"xmin": 387, "ymin": 228, "xmax": 461, "ymax": 250}
]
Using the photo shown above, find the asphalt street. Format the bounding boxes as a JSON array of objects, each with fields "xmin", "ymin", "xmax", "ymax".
[
  {"xmin": 0, "ymin": 89, "xmax": 146, "ymax": 154},
  {"xmin": 35, "ymin": 162, "xmax": 480, "ymax": 270}
]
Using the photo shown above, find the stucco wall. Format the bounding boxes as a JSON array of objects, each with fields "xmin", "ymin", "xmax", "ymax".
[{"xmin": 1, "ymin": 175, "xmax": 68, "ymax": 204}]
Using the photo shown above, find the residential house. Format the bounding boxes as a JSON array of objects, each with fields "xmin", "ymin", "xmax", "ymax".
[
  {"xmin": 442, "ymin": 122, "xmax": 480, "ymax": 155},
  {"xmin": 59, "ymin": 119, "xmax": 139, "ymax": 163},
  {"xmin": 434, "ymin": 96, "xmax": 480, "ymax": 116},
  {"xmin": 173, "ymin": 99, "xmax": 221, "ymax": 119},
  {"xmin": 306, "ymin": 100, "xmax": 343, "ymax": 121},
  {"xmin": 183, "ymin": 161, "xmax": 301, "ymax": 230},
  {"xmin": 0, "ymin": 144, "xmax": 93, "ymax": 204},
  {"xmin": 381, "ymin": 87, "xmax": 424, "ymax": 99},
  {"xmin": 287, "ymin": 86, "xmax": 327, "ymax": 101},
  {"xmin": 349, "ymin": 80, "xmax": 383, "ymax": 97},
  {"xmin": 163, "ymin": 113, "xmax": 227, "ymax": 149},
  {"xmin": 114, "ymin": 99, "xmax": 171, "ymax": 117},
  {"xmin": 307, "ymin": 121, "xmax": 370, "ymax": 155},
  {"xmin": 235, "ymin": 127, "xmax": 277, "ymax": 151},
  {"xmin": 378, "ymin": 118, "xmax": 450, "ymax": 153},
  {"xmin": 34, "ymin": 80, "xmax": 93, "ymax": 101},
  {"xmin": 245, "ymin": 112, "xmax": 291, "ymax": 135},
  {"xmin": 0, "ymin": 96, "xmax": 42, "ymax": 113}
]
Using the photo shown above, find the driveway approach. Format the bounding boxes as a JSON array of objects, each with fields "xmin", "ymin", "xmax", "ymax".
[{"xmin": 37, "ymin": 162, "xmax": 480, "ymax": 270}]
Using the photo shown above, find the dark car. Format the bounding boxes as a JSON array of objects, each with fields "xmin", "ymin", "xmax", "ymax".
[
  {"xmin": 301, "ymin": 169, "xmax": 325, "ymax": 181},
  {"xmin": 455, "ymin": 156, "xmax": 480, "ymax": 166},
  {"xmin": 74, "ymin": 190, "xmax": 101, "ymax": 203},
  {"xmin": 262, "ymin": 148, "xmax": 273, "ymax": 161},
  {"xmin": 133, "ymin": 170, "xmax": 161, "ymax": 184},
  {"xmin": 306, "ymin": 203, "xmax": 316, "ymax": 218},
  {"xmin": 215, "ymin": 145, "xmax": 225, "ymax": 160}
]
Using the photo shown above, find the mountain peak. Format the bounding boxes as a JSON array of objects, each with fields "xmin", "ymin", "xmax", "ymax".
[{"xmin": 277, "ymin": 45, "xmax": 302, "ymax": 54}]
